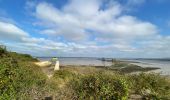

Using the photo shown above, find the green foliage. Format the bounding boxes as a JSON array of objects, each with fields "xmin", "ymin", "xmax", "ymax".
[
  {"xmin": 0, "ymin": 47, "xmax": 48, "ymax": 99},
  {"xmin": 9, "ymin": 52, "xmax": 38, "ymax": 62},
  {"xmin": 1, "ymin": 46, "xmax": 170, "ymax": 99},
  {"xmin": 0, "ymin": 46, "xmax": 7, "ymax": 56},
  {"xmin": 70, "ymin": 72, "xmax": 129, "ymax": 100},
  {"xmin": 129, "ymin": 73, "xmax": 170, "ymax": 99},
  {"xmin": 14, "ymin": 62, "xmax": 47, "ymax": 99},
  {"xmin": 52, "ymin": 68, "xmax": 170, "ymax": 99},
  {"xmin": 0, "ymin": 57, "xmax": 18, "ymax": 99},
  {"xmin": 53, "ymin": 69, "xmax": 76, "ymax": 80}
]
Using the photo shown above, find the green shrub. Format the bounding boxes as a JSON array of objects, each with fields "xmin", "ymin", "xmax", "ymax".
[
  {"xmin": 53, "ymin": 70, "xmax": 76, "ymax": 80},
  {"xmin": 70, "ymin": 73, "xmax": 129, "ymax": 100},
  {"xmin": 14, "ymin": 62, "xmax": 47, "ymax": 99},
  {"xmin": 9, "ymin": 52, "xmax": 38, "ymax": 62},
  {"xmin": 0, "ymin": 57, "xmax": 18, "ymax": 99},
  {"xmin": 130, "ymin": 73, "xmax": 170, "ymax": 99},
  {"xmin": 0, "ymin": 47, "xmax": 7, "ymax": 56},
  {"xmin": 0, "ymin": 49, "xmax": 47, "ymax": 99}
]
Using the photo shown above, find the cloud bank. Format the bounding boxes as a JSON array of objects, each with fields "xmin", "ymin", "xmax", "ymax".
[{"xmin": 0, "ymin": 0, "xmax": 169, "ymax": 57}]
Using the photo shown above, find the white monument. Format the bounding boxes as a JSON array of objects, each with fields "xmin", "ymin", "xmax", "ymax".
[
  {"xmin": 51, "ymin": 57, "xmax": 60, "ymax": 71},
  {"xmin": 54, "ymin": 60, "xmax": 60, "ymax": 71}
]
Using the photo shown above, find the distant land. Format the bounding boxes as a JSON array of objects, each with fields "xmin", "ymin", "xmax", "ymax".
[{"xmin": 36, "ymin": 56, "xmax": 170, "ymax": 61}]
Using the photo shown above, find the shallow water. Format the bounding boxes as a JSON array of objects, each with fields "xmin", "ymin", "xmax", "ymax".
[
  {"xmin": 38, "ymin": 57, "xmax": 170, "ymax": 75},
  {"xmin": 126, "ymin": 59, "xmax": 170, "ymax": 75},
  {"xmin": 38, "ymin": 57, "xmax": 112, "ymax": 66}
]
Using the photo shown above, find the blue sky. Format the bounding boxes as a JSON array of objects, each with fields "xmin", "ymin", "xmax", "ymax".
[{"xmin": 0, "ymin": 0, "xmax": 170, "ymax": 58}]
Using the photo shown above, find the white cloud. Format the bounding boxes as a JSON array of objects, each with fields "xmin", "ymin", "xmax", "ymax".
[
  {"xmin": 116, "ymin": 35, "xmax": 170, "ymax": 58},
  {"xmin": 34, "ymin": 1, "xmax": 157, "ymax": 42},
  {"xmin": 24, "ymin": 0, "xmax": 170, "ymax": 57},
  {"xmin": 0, "ymin": 20, "xmax": 71, "ymax": 56},
  {"xmin": 0, "ymin": 21, "xmax": 28, "ymax": 37},
  {"xmin": 0, "ymin": 0, "xmax": 169, "ymax": 57},
  {"xmin": 0, "ymin": 21, "xmax": 29, "ymax": 41},
  {"xmin": 41, "ymin": 29, "xmax": 56, "ymax": 35}
]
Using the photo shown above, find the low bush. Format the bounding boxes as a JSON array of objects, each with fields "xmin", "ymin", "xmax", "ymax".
[
  {"xmin": 53, "ymin": 69, "xmax": 170, "ymax": 99},
  {"xmin": 0, "ymin": 47, "xmax": 48, "ymax": 99},
  {"xmin": 53, "ymin": 69, "xmax": 76, "ymax": 80},
  {"xmin": 129, "ymin": 73, "xmax": 170, "ymax": 99},
  {"xmin": 9, "ymin": 52, "xmax": 38, "ymax": 62},
  {"xmin": 0, "ymin": 57, "xmax": 18, "ymax": 99},
  {"xmin": 70, "ymin": 72, "xmax": 129, "ymax": 100}
]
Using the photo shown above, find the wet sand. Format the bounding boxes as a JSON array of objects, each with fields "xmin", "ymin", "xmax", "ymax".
[{"xmin": 127, "ymin": 60, "xmax": 170, "ymax": 75}]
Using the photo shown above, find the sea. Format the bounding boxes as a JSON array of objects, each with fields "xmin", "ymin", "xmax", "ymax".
[{"xmin": 37, "ymin": 57, "xmax": 170, "ymax": 75}]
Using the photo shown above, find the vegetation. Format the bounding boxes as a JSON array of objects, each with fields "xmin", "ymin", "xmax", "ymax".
[
  {"xmin": 1, "ymin": 46, "xmax": 170, "ymax": 99},
  {"xmin": 9, "ymin": 52, "xmax": 38, "ymax": 62},
  {"xmin": 0, "ymin": 46, "xmax": 7, "ymax": 56},
  {"xmin": 0, "ymin": 46, "xmax": 54, "ymax": 99},
  {"xmin": 129, "ymin": 73, "xmax": 170, "ymax": 99},
  {"xmin": 70, "ymin": 73, "xmax": 129, "ymax": 100},
  {"xmin": 52, "ymin": 67, "xmax": 170, "ymax": 99}
]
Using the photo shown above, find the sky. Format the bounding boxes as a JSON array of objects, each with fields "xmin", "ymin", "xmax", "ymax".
[{"xmin": 0, "ymin": 0, "xmax": 170, "ymax": 58}]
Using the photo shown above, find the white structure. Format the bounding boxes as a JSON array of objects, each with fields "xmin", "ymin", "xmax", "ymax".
[
  {"xmin": 54, "ymin": 60, "xmax": 60, "ymax": 71},
  {"xmin": 51, "ymin": 57, "xmax": 60, "ymax": 71}
]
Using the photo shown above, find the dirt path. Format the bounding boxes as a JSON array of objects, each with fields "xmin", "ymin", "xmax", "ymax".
[
  {"xmin": 34, "ymin": 61, "xmax": 55, "ymax": 78},
  {"xmin": 41, "ymin": 65, "xmax": 55, "ymax": 78}
]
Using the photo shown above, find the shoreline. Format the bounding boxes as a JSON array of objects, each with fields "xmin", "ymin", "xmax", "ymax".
[
  {"xmin": 36, "ymin": 58, "xmax": 162, "ymax": 74},
  {"xmin": 59, "ymin": 64, "xmax": 160, "ymax": 73}
]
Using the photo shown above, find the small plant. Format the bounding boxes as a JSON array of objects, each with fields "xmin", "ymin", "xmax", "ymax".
[{"xmin": 53, "ymin": 70, "xmax": 75, "ymax": 80}]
